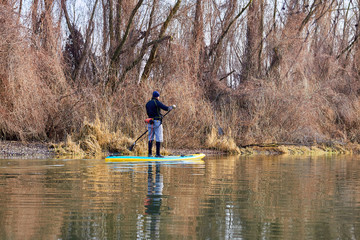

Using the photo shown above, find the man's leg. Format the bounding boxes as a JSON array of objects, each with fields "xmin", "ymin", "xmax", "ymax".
[
  {"xmin": 148, "ymin": 123, "xmax": 155, "ymax": 157},
  {"xmin": 155, "ymin": 141, "xmax": 163, "ymax": 158},
  {"xmin": 154, "ymin": 121, "xmax": 164, "ymax": 158},
  {"xmin": 148, "ymin": 140, "xmax": 153, "ymax": 157}
]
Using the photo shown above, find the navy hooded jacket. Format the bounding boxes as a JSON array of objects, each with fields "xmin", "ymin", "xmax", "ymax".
[{"xmin": 146, "ymin": 98, "xmax": 170, "ymax": 119}]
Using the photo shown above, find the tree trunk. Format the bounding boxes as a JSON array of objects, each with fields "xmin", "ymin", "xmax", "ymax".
[
  {"xmin": 191, "ymin": 0, "xmax": 205, "ymax": 82},
  {"xmin": 62, "ymin": 0, "xmax": 98, "ymax": 82},
  {"xmin": 241, "ymin": 0, "xmax": 264, "ymax": 80},
  {"xmin": 353, "ymin": 5, "xmax": 360, "ymax": 76},
  {"xmin": 31, "ymin": 0, "xmax": 39, "ymax": 36},
  {"xmin": 106, "ymin": 0, "xmax": 143, "ymax": 93},
  {"xmin": 73, "ymin": 0, "xmax": 98, "ymax": 82},
  {"xmin": 140, "ymin": 0, "xmax": 181, "ymax": 82}
]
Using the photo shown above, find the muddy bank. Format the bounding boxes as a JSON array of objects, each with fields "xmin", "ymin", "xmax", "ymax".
[
  {"xmin": 239, "ymin": 142, "xmax": 360, "ymax": 155},
  {"xmin": 0, "ymin": 141, "xmax": 55, "ymax": 159},
  {"xmin": 0, "ymin": 140, "xmax": 224, "ymax": 159},
  {"xmin": 167, "ymin": 148, "xmax": 226, "ymax": 156},
  {"xmin": 1, "ymin": 140, "xmax": 359, "ymax": 159}
]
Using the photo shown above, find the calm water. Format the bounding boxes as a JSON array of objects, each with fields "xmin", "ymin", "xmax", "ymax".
[{"xmin": 0, "ymin": 154, "xmax": 360, "ymax": 240}]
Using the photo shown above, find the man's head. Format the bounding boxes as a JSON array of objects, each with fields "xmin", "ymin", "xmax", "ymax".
[{"xmin": 152, "ymin": 91, "xmax": 160, "ymax": 98}]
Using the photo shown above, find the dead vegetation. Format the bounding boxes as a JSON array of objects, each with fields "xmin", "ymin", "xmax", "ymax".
[
  {"xmin": 1, "ymin": 1, "xmax": 360, "ymax": 156},
  {"xmin": 54, "ymin": 117, "xmax": 136, "ymax": 157},
  {"xmin": 0, "ymin": 6, "xmax": 75, "ymax": 141}
]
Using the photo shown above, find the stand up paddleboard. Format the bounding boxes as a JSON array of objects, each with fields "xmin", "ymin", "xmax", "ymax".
[{"xmin": 105, "ymin": 153, "xmax": 205, "ymax": 162}]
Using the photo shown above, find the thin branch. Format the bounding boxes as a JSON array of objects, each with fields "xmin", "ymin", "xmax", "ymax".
[
  {"xmin": 74, "ymin": 0, "xmax": 99, "ymax": 82},
  {"xmin": 337, "ymin": 34, "xmax": 359, "ymax": 59},
  {"xmin": 61, "ymin": 0, "xmax": 75, "ymax": 37},
  {"xmin": 208, "ymin": 0, "xmax": 253, "ymax": 58},
  {"xmin": 115, "ymin": 36, "xmax": 171, "ymax": 89},
  {"xmin": 110, "ymin": 0, "xmax": 144, "ymax": 63},
  {"xmin": 299, "ymin": 0, "xmax": 319, "ymax": 31},
  {"xmin": 219, "ymin": 70, "xmax": 235, "ymax": 81},
  {"xmin": 140, "ymin": 0, "xmax": 182, "ymax": 81}
]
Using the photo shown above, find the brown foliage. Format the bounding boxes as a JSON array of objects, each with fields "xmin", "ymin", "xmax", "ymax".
[
  {"xmin": 0, "ymin": 6, "xmax": 77, "ymax": 140},
  {"xmin": 216, "ymin": 48, "xmax": 360, "ymax": 146},
  {"xmin": 2, "ymin": 0, "xmax": 360, "ymax": 154}
]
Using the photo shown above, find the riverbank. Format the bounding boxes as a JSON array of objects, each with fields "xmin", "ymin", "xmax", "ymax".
[
  {"xmin": 239, "ymin": 142, "xmax": 360, "ymax": 155},
  {"xmin": 1, "ymin": 140, "xmax": 360, "ymax": 159},
  {"xmin": 0, "ymin": 141, "xmax": 55, "ymax": 159},
  {"xmin": 0, "ymin": 140, "xmax": 224, "ymax": 159}
]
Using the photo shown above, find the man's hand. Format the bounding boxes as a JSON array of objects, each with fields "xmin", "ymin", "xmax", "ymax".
[{"xmin": 169, "ymin": 105, "xmax": 176, "ymax": 110}]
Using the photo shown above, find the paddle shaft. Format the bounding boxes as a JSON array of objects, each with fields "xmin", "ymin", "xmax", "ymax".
[{"xmin": 129, "ymin": 109, "xmax": 172, "ymax": 150}]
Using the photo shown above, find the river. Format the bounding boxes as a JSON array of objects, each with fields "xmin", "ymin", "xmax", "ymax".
[{"xmin": 0, "ymin": 154, "xmax": 359, "ymax": 239}]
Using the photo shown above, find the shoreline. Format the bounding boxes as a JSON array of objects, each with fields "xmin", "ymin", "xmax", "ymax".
[
  {"xmin": 0, "ymin": 140, "xmax": 225, "ymax": 159},
  {"xmin": 0, "ymin": 140, "xmax": 56, "ymax": 159},
  {"xmin": 1, "ymin": 140, "xmax": 359, "ymax": 159}
]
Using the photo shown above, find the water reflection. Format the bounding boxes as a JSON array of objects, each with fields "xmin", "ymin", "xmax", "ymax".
[
  {"xmin": 0, "ymin": 155, "xmax": 360, "ymax": 239},
  {"xmin": 143, "ymin": 163, "xmax": 163, "ymax": 238}
]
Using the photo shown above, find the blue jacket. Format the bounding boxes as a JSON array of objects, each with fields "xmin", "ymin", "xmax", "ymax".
[{"xmin": 146, "ymin": 98, "xmax": 170, "ymax": 119}]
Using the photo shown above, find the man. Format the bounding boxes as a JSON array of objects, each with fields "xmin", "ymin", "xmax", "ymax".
[{"xmin": 146, "ymin": 91, "xmax": 175, "ymax": 157}]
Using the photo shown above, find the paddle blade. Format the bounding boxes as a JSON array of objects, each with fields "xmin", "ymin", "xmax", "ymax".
[{"xmin": 128, "ymin": 142, "xmax": 136, "ymax": 151}]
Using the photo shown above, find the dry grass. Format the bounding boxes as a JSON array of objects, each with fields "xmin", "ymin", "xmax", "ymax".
[
  {"xmin": 212, "ymin": 21, "xmax": 360, "ymax": 148},
  {"xmin": 215, "ymin": 73, "xmax": 359, "ymax": 148},
  {"xmin": 0, "ymin": 11, "xmax": 218, "ymax": 155},
  {"xmin": 239, "ymin": 144, "xmax": 349, "ymax": 156},
  {"xmin": 54, "ymin": 117, "xmax": 138, "ymax": 156},
  {"xmin": 2, "ymin": 3, "xmax": 360, "ymax": 157},
  {"xmin": 205, "ymin": 127, "xmax": 240, "ymax": 154},
  {"xmin": 0, "ymin": 6, "xmax": 77, "ymax": 141}
]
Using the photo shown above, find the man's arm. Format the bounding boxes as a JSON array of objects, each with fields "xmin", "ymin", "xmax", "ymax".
[{"xmin": 157, "ymin": 100, "xmax": 171, "ymax": 111}]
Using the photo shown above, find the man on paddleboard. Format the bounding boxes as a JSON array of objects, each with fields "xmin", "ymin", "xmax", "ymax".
[{"xmin": 146, "ymin": 91, "xmax": 176, "ymax": 157}]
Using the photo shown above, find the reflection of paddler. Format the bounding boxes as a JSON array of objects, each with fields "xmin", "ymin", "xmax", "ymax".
[{"xmin": 144, "ymin": 163, "xmax": 163, "ymax": 215}]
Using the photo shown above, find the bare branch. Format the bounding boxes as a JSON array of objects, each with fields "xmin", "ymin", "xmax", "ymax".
[
  {"xmin": 219, "ymin": 70, "xmax": 235, "ymax": 81},
  {"xmin": 73, "ymin": 0, "xmax": 99, "ymax": 82},
  {"xmin": 337, "ymin": 34, "xmax": 359, "ymax": 59},
  {"xmin": 208, "ymin": 0, "xmax": 253, "ymax": 58},
  {"xmin": 110, "ymin": 0, "xmax": 144, "ymax": 63},
  {"xmin": 116, "ymin": 36, "xmax": 171, "ymax": 88},
  {"xmin": 140, "ymin": 0, "xmax": 182, "ymax": 81}
]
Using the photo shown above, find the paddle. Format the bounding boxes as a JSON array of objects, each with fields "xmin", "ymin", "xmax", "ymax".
[{"xmin": 128, "ymin": 109, "xmax": 173, "ymax": 151}]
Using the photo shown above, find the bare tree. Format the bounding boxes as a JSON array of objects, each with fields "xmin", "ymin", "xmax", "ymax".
[
  {"xmin": 352, "ymin": 2, "xmax": 360, "ymax": 75},
  {"xmin": 186, "ymin": 0, "xmax": 205, "ymax": 85},
  {"xmin": 140, "ymin": 0, "xmax": 182, "ymax": 82},
  {"xmin": 204, "ymin": 0, "xmax": 252, "ymax": 89},
  {"xmin": 106, "ymin": 0, "xmax": 144, "ymax": 93},
  {"xmin": 62, "ymin": 0, "xmax": 99, "ymax": 82},
  {"xmin": 241, "ymin": 0, "xmax": 264, "ymax": 80}
]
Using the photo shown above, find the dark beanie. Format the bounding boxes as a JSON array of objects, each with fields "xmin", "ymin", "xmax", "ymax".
[{"xmin": 152, "ymin": 91, "xmax": 160, "ymax": 98}]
